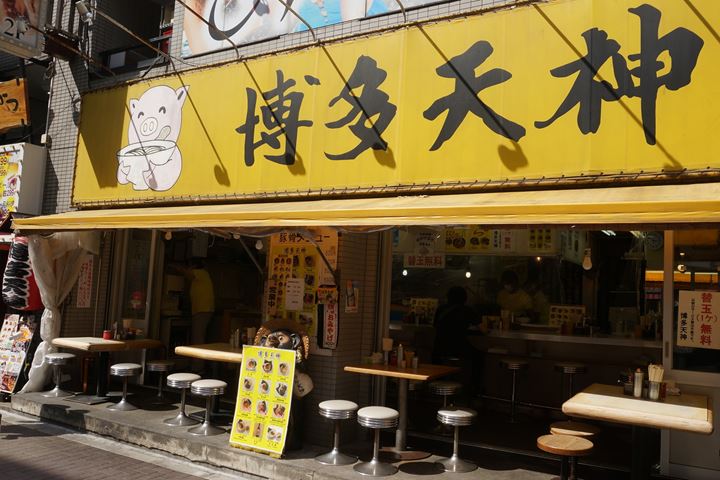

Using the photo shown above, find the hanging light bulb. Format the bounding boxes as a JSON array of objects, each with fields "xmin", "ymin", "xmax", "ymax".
[
  {"xmin": 164, "ymin": 231, "xmax": 172, "ymax": 241},
  {"xmin": 465, "ymin": 271, "xmax": 472, "ymax": 278},
  {"xmin": 402, "ymin": 269, "xmax": 408, "ymax": 276},
  {"xmin": 582, "ymin": 248, "xmax": 592, "ymax": 270},
  {"xmin": 255, "ymin": 239, "xmax": 264, "ymax": 250}
]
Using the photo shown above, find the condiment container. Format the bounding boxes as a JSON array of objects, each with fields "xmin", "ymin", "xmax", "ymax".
[{"xmin": 633, "ymin": 369, "xmax": 644, "ymax": 398}]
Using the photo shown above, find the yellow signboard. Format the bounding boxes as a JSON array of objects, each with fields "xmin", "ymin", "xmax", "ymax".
[
  {"xmin": 73, "ymin": 0, "xmax": 720, "ymax": 206},
  {"xmin": 230, "ymin": 346, "xmax": 296, "ymax": 456},
  {"xmin": 0, "ymin": 78, "xmax": 28, "ymax": 132}
]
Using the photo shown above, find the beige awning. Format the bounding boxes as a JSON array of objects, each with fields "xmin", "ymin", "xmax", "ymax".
[{"xmin": 13, "ymin": 183, "xmax": 720, "ymax": 232}]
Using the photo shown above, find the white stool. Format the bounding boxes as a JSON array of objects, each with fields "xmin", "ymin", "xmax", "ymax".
[
  {"xmin": 189, "ymin": 379, "xmax": 227, "ymax": 436},
  {"xmin": 501, "ymin": 358, "xmax": 528, "ymax": 422},
  {"xmin": 315, "ymin": 399, "xmax": 358, "ymax": 465},
  {"xmin": 354, "ymin": 406, "xmax": 399, "ymax": 477},
  {"xmin": 436, "ymin": 407, "xmax": 477, "ymax": 473},
  {"xmin": 146, "ymin": 360, "xmax": 174, "ymax": 399},
  {"xmin": 429, "ymin": 381, "xmax": 462, "ymax": 408},
  {"xmin": 43, "ymin": 353, "xmax": 75, "ymax": 398},
  {"xmin": 555, "ymin": 362, "xmax": 587, "ymax": 400},
  {"xmin": 163, "ymin": 373, "xmax": 201, "ymax": 426},
  {"xmin": 108, "ymin": 363, "xmax": 142, "ymax": 411}
]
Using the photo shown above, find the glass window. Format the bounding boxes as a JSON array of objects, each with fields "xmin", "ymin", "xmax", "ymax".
[
  {"xmin": 389, "ymin": 227, "xmax": 664, "ymax": 340},
  {"xmin": 671, "ymin": 229, "xmax": 720, "ymax": 373}
]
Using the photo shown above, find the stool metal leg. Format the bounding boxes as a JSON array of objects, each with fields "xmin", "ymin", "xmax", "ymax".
[
  {"xmin": 354, "ymin": 428, "xmax": 397, "ymax": 476},
  {"xmin": 156, "ymin": 372, "xmax": 164, "ymax": 399},
  {"xmin": 560, "ymin": 456, "xmax": 569, "ymax": 480},
  {"xmin": 108, "ymin": 377, "xmax": 137, "ymax": 411},
  {"xmin": 44, "ymin": 365, "xmax": 72, "ymax": 398},
  {"xmin": 315, "ymin": 419, "xmax": 357, "ymax": 465},
  {"xmin": 164, "ymin": 388, "xmax": 198, "ymax": 426},
  {"xmin": 436, "ymin": 425, "xmax": 477, "ymax": 473},
  {"xmin": 510, "ymin": 370, "xmax": 518, "ymax": 423},
  {"xmin": 189, "ymin": 396, "xmax": 225, "ymax": 436}
]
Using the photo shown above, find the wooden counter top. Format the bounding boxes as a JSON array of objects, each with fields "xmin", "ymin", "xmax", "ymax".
[
  {"xmin": 175, "ymin": 343, "xmax": 244, "ymax": 363},
  {"xmin": 52, "ymin": 337, "xmax": 164, "ymax": 352},
  {"xmin": 344, "ymin": 363, "xmax": 459, "ymax": 381},
  {"xmin": 563, "ymin": 383, "xmax": 713, "ymax": 434},
  {"xmin": 476, "ymin": 329, "xmax": 662, "ymax": 349}
]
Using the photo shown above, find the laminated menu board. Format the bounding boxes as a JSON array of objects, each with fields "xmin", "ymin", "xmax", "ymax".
[
  {"xmin": 230, "ymin": 346, "xmax": 296, "ymax": 457},
  {"xmin": 0, "ymin": 313, "xmax": 37, "ymax": 393}
]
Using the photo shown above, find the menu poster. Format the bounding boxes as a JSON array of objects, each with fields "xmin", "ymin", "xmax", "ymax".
[
  {"xmin": 318, "ymin": 287, "xmax": 339, "ymax": 349},
  {"xmin": 0, "ymin": 313, "xmax": 37, "ymax": 393},
  {"xmin": 230, "ymin": 346, "xmax": 297, "ymax": 457},
  {"xmin": 76, "ymin": 254, "xmax": 94, "ymax": 308},
  {"xmin": 677, "ymin": 290, "xmax": 720, "ymax": 350},
  {"xmin": 266, "ymin": 228, "xmax": 339, "ymax": 335},
  {"xmin": 528, "ymin": 229, "xmax": 554, "ymax": 253}
]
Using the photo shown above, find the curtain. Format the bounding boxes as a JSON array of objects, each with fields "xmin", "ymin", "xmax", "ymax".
[{"xmin": 19, "ymin": 231, "xmax": 100, "ymax": 393}]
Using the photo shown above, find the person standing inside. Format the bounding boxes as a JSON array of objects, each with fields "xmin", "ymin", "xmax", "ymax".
[
  {"xmin": 187, "ymin": 258, "xmax": 214, "ymax": 372},
  {"xmin": 433, "ymin": 286, "xmax": 481, "ymax": 403}
]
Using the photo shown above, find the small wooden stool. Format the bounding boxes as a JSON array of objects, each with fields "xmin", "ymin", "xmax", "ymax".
[
  {"xmin": 537, "ymin": 434, "xmax": 593, "ymax": 480},
  {"xmin": 550, "ymin": 420, "xmax": 600, "ymax": 438}
]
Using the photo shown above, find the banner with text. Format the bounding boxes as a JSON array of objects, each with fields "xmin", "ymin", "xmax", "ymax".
[{"xmin": 74, "ymin": 0, "xmax": 720, "ymax": 206}]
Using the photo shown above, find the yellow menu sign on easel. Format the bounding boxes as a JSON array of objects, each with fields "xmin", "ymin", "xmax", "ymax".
[{"xmin": 229, "ymin": 346, "xmax": 296, "ymax": 457}]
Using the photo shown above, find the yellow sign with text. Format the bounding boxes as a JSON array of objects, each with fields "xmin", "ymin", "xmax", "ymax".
[
  {"xmin": 73, "ymin": 0, "xmax": 720, "ymax": 206},
  {"xmin": 230, "ymin": 346, "xmax": 296, "ymax": 457}
]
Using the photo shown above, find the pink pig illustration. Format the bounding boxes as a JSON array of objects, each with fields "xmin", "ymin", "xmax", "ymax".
[{"xmin": 117, "ymin": 85, "xmax": 189, "ymax": 191}]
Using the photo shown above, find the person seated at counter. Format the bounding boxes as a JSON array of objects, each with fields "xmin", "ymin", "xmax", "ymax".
[
  {"xmin": 497, "ymin": 270, "xmax": 532, "ymax": 317},
  {"xmin": 524, "ymin": 276, "xmax": 550, "ymax": 324},
  {"xmin": 433, "ymin": 286, "xmax": 482, "ymax": 403}
]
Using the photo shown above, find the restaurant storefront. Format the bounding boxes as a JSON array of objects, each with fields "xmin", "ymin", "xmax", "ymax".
[{"xmin": 11, "ymin": 0, "xmax": 720, "ymax": 478}]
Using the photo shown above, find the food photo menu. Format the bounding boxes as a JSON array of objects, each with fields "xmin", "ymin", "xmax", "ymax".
[{"xmin": 230, "ymin": 346, "xmax": 297, "ymax": 457}]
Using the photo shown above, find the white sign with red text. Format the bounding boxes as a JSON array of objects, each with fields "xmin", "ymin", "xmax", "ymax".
[{"xmin": 677, "ymin": 290, "xmax": 720, "ymax": 350}]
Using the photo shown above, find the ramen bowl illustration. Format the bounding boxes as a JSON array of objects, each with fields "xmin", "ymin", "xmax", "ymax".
[{"xmin": 117, "ymin": 140, "xmax": 176, "ymax": 167}]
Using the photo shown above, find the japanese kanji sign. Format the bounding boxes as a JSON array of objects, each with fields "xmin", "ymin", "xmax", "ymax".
[
  {"xmin": 73, "ymin": 0, "xmax": 720, "ymax": 206},
  {"xmin": 677, "ymin": 290, "xmax": 720, "ymax": 350},
  {"xmin": 0, "ymin": 79, "xmax": 28, "ymax": 133}
]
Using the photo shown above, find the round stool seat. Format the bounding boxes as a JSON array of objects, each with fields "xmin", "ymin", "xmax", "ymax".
[
  {"xmin": 501, "ymin": 358, "xmax": 528, "ymax": 370},
  {"xmin": 550, "ymin": 420, "xmax": 600, "ymax": 438},
  {"xmin": 357, "ymin": 406, "xmax": 399, "ymax": 429},
  {"xmin": 437, "ymin": 407, "xmax": 477, "ymax": 427},
  {"xmin": 110, "ymin": 363, "xmax": 142, "ymax": 376},
  {"xmin": 429, "ymin": 381, "xmax": 462, "ymax": 395},
  {"xmin": 167, "ymin": 372, "xmax": 201, "ymax": 389},
  {"xmin": 45, "ymin": 352, "xmax": 75, "ymax": 365},
  {"xmin": 319, "ymin": 400, "xmax": 358, "ymax": 420},
  {"xmin": 147, "ymin": 360, "xmax": 175, "ymax": 372},
  {"xmin": 554, "ymin": 362, "xmax": 587, "ymax": 375},
  {"xmin": 537, "ymin": 434, "xmax": 594, "ymax": 457},
  {"xmin": 191, "ymin": 379, "xmax": 227, "ymax": 396}
]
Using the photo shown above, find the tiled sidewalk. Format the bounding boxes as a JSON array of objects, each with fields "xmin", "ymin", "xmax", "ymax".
[{"xmin": 0, "ymin": 408, "xmax": 239, "ymax": 480}]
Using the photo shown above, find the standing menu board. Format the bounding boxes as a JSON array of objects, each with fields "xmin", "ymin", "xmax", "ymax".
[
  {"xmin": 0, "ymin": 313, "xmax": 37, "ymax": 393},
  {"xmin": 230, "ymin": 346, "xmax": 297, "ymax": 457}
]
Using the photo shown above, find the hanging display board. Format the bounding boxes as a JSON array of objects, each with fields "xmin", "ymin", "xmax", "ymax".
[
  {"xmin": 0, "ymin": 313, "xmax": 37, "ymax": 393},
  {"xmin": 677, "ymin": 290, "xmax": 720, "ymax": 350},
  {"xmin": 230, "ymin": 346, "xmax": 297, "ymax": 457},
  {"xmin": 265, "ymin": 228, "xmax": 338, "ymax": 335}
]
